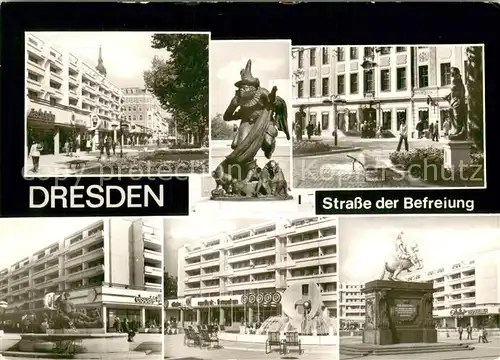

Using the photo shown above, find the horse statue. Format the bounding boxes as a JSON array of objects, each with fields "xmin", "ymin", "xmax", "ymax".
[{"xmin": 380, "ymin": 238, "xmax": 424, "ymax": 281}]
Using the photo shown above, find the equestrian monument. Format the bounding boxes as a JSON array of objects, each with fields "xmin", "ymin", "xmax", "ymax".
[
  {"xmin": 211, "ymin": 59, "xmax": 293, "ymax": 201},
  {"xmin": 362, "ymin": 232, "xmax": 437, "ymax": 345}
]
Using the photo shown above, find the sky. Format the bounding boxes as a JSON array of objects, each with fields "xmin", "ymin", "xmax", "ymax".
[
  {"xmin": 31, "ymin": 32, "xmax": 172, "ymax": 88},
  {"xmin": 0, "ymin": 218, "xmax": 98, "ymax": 270},
  {"xmin": 210, "ymin": 40, "xmax": 291, "ymax": 118},
  {"xmin": 163, "ymin": 218, "xmax": 272, "ymax": 275},
  {"xmin": 340, "ymin": 215, "xmax": 500, "ymax": 284}
]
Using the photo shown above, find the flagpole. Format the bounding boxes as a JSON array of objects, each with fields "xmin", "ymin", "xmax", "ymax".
[
  {"xmin": 257, "ymin": 288, "xmax": 260, "ymax": 323},
  {"xmin": 231, "ymin": 290, "xmax": 234, "ymax": 327},
  {"xmin": 244, "ymin": 288, "xmax": 247, "ymax": 326}
]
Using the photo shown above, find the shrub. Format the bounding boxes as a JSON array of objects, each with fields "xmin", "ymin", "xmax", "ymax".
[
  {"xmin": 380, "ymin": 130, "xmax": 396, "ymax": 138},
  {"xmin": 389, "ymin": 147, "xmax": 484, "ymax": 185},
  {"xmin": 342, "ymin": 130, "xmax": 361, "ymax": 137},
  {"xmin": 168, "ymin": 144, "xmax": 202, "ymax": 150},
  {"xmin": 293, "ymin": 141, "xmax": 336, "ymax": 155}
]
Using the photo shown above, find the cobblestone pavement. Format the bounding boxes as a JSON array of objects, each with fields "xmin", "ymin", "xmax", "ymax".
[
  {"xmin": 164, "ymin": 334, "xmax": 338, "ymax": 360},
  {"xmin": 293, "ymin": 137, "xmax": 448, "ymax": 189}
]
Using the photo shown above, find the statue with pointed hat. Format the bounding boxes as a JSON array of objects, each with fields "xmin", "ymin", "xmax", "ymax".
[{"xmin": 211, "ymin": 59, "xmax": 292, "ymax": 200}]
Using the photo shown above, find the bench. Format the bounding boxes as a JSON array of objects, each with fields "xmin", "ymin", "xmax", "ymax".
[
  {"xmin": 200, "ymin": 329, "xmax": 220, "ymax": 349},
  {"xmin": 283, "ymin": 332, "xmax": 303, "ymax": 355},
  {"xmin": 265, "ymin": 331, "xmax": 284, "ymax": 354},
  {"xmin": 346, "ymin": 154, "xmax": 385, "ymax": 182},
  {"xmin": 67, "ymin": 159, "xmax": 89, "ymax": 170}
]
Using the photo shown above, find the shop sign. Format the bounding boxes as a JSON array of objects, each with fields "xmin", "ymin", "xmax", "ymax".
[
  {"xmin": 466, "ymin": 308, "xmax": 488, "ymax": 316},
  {"xmin": 28, "ymin": 109, "xmax": 56, "ymax": 123},
  {"xmin": 134, "ymin": 294, "xmax": 161, "ymax": 305},
  {"xmin": 195, "ymin": 298, "xmax": 239, "ymax": 307}
]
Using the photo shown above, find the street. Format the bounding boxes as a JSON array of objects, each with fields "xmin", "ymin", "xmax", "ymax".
[
  {"xmin": 293, "ymin": 137, "xmax": 447, "ymax": 189},
  {"xmin": 340, "ymin": 335, "xmax": 500, "ymax": 360},
  {"xmin": 164, "ymin": 334, "xmax": 338, "ymax": 360}
]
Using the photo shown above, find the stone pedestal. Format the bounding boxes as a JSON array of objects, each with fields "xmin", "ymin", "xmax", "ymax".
[
  {"xmin": 361, "ymin": 280, "xmax": 437, "ymax": 346},
  {"xmin": 442, "ymin": 140, "xmax": 473, "ymax": 170}
]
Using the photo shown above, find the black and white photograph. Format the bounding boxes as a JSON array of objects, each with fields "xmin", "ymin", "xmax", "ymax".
[
  {"xmin": 291, "ymin": 45, "xmax": 486, "ymax": 189},
  {"xmin": 209, "ymin": 40, "xmax": 295, "ymax": 202},
  {"xmin": 163, "ymin": 216, "xmax": 338, "ymax": 360},
  {"xmin": 338, "ymin": 215, "xmax": 500, "ymax": 360},
  {"xmin": 0, "ymin": 217, "xmax": 163, "ymax": 359},
  {"xmin": 25, "ymin": 31, "xmax": 209, "ymax": 177}
]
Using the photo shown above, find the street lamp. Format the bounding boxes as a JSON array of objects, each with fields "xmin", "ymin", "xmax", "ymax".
[{"xmin": 322, "ymin": 95, "xmax": 346, "ymax": 147}]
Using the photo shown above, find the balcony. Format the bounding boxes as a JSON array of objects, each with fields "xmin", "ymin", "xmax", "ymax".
[
  {"xmin": 33, "ymin": 277, "xmax": 60, "ymax": 290},
  {"xmin": 82, "ymin": 83, "xmax": 97, "ymax": 95},
  {"xmin": 287, "ymin": 272, "xmax": 337, "ymax": 285},
  {"xmin": 69, "ymin": 75, "xmax": 79, "ymax": 86},
  {"xmin": 26, "ymin": 35, "xmax": 45, "ymax": 56},
  {"xmin": 27, "ymin": 78, "xmax": 44, "ymax": 93},
  {"xmin": 68, "ymin": 230, "xmax": 104, "ymax": 252},
  {"xmin": 144, "ymin": 249, "xmax": 162, "ymax": 262},
  {"xmin": 145, "ymin": 282, "xmax": 162, "ymax": 289},
  {"xmin": 184, "ymin": 287, "xmax": 202, "ymax": 296},
  {"xmin": 82, "ymin": 96, "xmax": 96, "ymax": 105},
  {"xmin": 48, "ymin": 50, "xmax": 64, "ymax": 67},
  {"xmin": 50, "ymin": 71, "xmax": 64, "ymax": 83},
  {"xmin": 9, "ymin": 275, "xmax": 30, "ymax": 287},
  {"xmin": 65, "ymin": 247, "xmax": 104, "ymax": 268},
  {"xmin": 32, "ymin": 264, "xmax": 59, "ymax": 280},
  {"xmin": 144, "ymin": 266, "xmax": 162, "ymax": 277},
  {"xmin": 143, "ymin": 232, "xmax": 161, "ymax": 245},
  {"xmin": 200, "ymin": 272, "xmax": 219, "ymax": 281},
  {"xmin": 66, "ymin": 264, "xmax": 104, "ymax": 281},
  {"xmin": 201, "ymin": 258, "xmax": 220, "ymax": 268},
  {"xmin": 68, "ymin": 55, "xmax": 79, "ymax": 72},
  {"xmin": 27, "ymin": 60, "xmax": 46, "ymax": 76},
  {"xmin": 68, "ymin": 90, "xmax": 79, "ymax": 99},
  {"xmin": 287, "ymin": 237, "xmax": 335, "ymax": 252},
  {"xmin": 293, "ymin": 257, "xmax": 335, "ymax": 269}
]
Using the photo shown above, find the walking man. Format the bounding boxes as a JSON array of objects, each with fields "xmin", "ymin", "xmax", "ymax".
[
  {"xmin": 458, "ymin": 325, "xmax": 463, "ymax": 340},
  {"xmin": 466, "ymin": 323, "xmax": 473, "ymax": 340},
  {"xmin": 432, "ymin": 121, "xmax": 440, "ymax": 141},
  {"xmin": 396, "ymin": 119, "xmax": 409, "ymax": 152}
]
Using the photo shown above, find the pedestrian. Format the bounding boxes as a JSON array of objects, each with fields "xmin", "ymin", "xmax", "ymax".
[
  {"xmin": 112, "ymin": 139, "xmax": 117, "ymax": 156},
  {"xmin": 429, "ymin": 122, "xmax": 434, "ymax": 140},
  {"xmin": 294, "ymin": 105, "xmax": 305, "ymax": 141},
  {"xmin": 458, "ymin": 325, "xmax": 463, "ymax": 340},
  {"xmin": 416, "ymin": 120, "xmax": 423, "ymax": 138},
  {"xmin": 483, "ymin": 328, "xmax": 489, "ymax": 343},
  {"xmin": 86, "ymin": 137, "xmax": 91, "ymax": 154},
  {"xmin": 306, "ymin": 121, "xmax": 314, "ymax": 140},
  {"xmin": 478, "ymin": 327, "xmax": 483, "ymax": 343},
  {"xmin": 99, "ymin": 137, "xmax": 105, "ymax": 159},
  {"xmin": 466, "ymin": 323, "xmax": 472, "ymax": 340},
  {"xmin": 113, "ymin": 316, "xmax": 121, "ymax": 332},
  {"xmin": 105, "ymin": 137, "xmax": 111, "ymax": 158},
  {"xmin": 396, "ymin": 119, "xmax": 409, "ymax": 152},
  {"xmin": 29, "ymin": 139, "xmax": 43, "ymax": 173},
  {"xmin": 443, "ymin": 118, "xmax": 451, "ymax": 137},
  {"xmin": 432, "ymin": 121, "xmax": 440, "ymax": 141},
  {"xmin": 64, "ymin": 140, "xmax": 70, "ymax": 156}
]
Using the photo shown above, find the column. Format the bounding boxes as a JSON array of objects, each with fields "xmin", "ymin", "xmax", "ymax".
[
  {"xmin": 248, "ymin": 308, "xmax": 253, "ymax": 324},
  {"xmin": 180, "ymin": 309, "xmax": 184, "ymax": 326},
  {"xmin": 113, "ymin": 130, "xmax": 117, "ymax": 142},
  {"xmin": 219, "ymin": 308, "xmax": 225, "ymax": 326},
  {"xmin": 141, "ymin": 308, "xmax": 146, "ymax": 328},
  {"xmin": 328, "ymin": 108, "xmax": 334, "ymax": 134},
  {"xmin": 454, "ymin": 317, "xmax": 458, "ymax": 327},
  {"xmin": 76, "ymin": 133, "xmax": 81, "ymax": 155},
  {"xmin": 196, "ymin": 309, "xmax": 201, "ymax": 324},
  {"xmin": 102, "ymin": 305, "xmax": 107, "ymax": 333},
  {"xmin": 92, "ymin": 130, "xmax": 98, "ymax": 151},
  {"xmin": 470, "ymin": 317, "xmax": 474, "ymax": 327},
  {"xmin": 53, "ymin": 127, "xmax": 60, "ymax": 155}
]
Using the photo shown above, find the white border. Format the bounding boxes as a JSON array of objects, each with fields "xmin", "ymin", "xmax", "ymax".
[
  {"xmin": 290, "ymin": 43, "xmax": 487, "ymax": 191},
  {"xmin": 23, "ymin": 31, "xmax": 211, "ymax": 179},
  {"xmin": 208, "ymin": 39, "xmax": 294, "ymax": 179}
]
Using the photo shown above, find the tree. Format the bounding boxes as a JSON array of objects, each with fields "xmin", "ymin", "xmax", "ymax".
[
  {"xmin": 465, "ymin": 46, "xmax": 484, "ymax": 151},
  {"xmin": 144, "ymin": 34, "xmax": 208, "ymax": 144},
  {"xmin": 164, "ymin": 271, "xmax": 178, "ymax": 299},
  {"xmin": 211, "ymin": 113, "xmax": 235, "ymax": 140}
]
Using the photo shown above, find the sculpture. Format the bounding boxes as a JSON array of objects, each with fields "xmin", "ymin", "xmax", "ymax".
[
  {"xmin": 211, "ymin": 59, "xmax": 292, "ymax": 200},
  {"xmin": 444, "ymin": 67, "xmax": 468, "ymax": 140},
  {"xmin": 380, "ymin": 232, "xmax": 423, "ymax": 281},
  {"xmin": 52, "ymin": 293, "xmax": 102, "ymax": 330}
]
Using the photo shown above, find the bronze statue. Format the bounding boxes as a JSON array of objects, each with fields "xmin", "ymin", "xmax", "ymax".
[
  {"xmin": 380, "ymin": 232, "xmax": 423, "ymax": 281},
  {"xmin": 444, "ymin": 67, "xmax": 468, "ymax": 140},
  {"xmin": 211, "ymin": 60, "xmax": 292, "ymax": 200},
  {"xmin": 53, "ymin": 292, "xmax": 101, "ymax": 329}
]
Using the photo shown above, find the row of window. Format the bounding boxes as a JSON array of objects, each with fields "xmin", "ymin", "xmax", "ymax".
[
  {"xmin": 297, "ymin": 63, "xmax": 452, "ymax": 98},
  {"xmin": 298, "ymin": 46, "xmax": 409, "ymax": 68}
]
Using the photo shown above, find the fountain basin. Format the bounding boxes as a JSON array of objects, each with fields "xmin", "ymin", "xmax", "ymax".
[
  {"xmin": 217, "ymin": 332, "xmax": 338, "ymax": 346},
  {"xmin": 18, "ymin": 332, "xmax": 129, "ymax": 353}
]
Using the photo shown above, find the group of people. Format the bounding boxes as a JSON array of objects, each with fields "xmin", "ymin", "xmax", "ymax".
[
  {"xmin": 293, "ymin": 105, "xmax": 321, "ymax": 141},
  {"xmin": 456, "ymin": 324, "xmax": 489, "ymax": 343}
]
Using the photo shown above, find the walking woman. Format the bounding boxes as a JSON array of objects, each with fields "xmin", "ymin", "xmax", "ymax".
[{"xmin": 29, "ymin": 139, "xmax": 43, "ymax": 173}]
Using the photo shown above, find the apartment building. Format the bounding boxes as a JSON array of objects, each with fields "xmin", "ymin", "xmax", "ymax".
[
  {"xmin": 292, "ymin": 45, "xmax": 473, "ymax": 137},
  {"xmin": 121, "ymin": 87, "xmax": 165, "ymax": 143},
  {"xmin": 338, "ymin": 283, "xmax": 365, "ymax": 328},
  {"xmin": 166, "ymin": 217, "xmax": 337, "ymax": 327},
  {"xmin": 26, "ymin": 33, "xmax": 123, "ymax": 155},
  {"xmin": 0, "ymin": 219, "xmax": 162, "ymax": 332}
]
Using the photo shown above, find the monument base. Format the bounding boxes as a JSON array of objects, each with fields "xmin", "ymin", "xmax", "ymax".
[
  {"xmin": 442, "ymin": 140, "xmax": 473, "ymax": 170},
  {"xmin": 340, "ymin": 342, "xmax": 473, "ymax": 356},
  {"xmin": 361, "ymin": 280, "xmax": 437, "ymax": 346}
]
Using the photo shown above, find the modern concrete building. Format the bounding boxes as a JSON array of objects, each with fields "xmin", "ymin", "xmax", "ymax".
[
  {"xmin": 121, "ymin": 87, "xmax": 165, "ymax": 143},
  {"xmin": 0, "ymin": 219, "xmax": 162, "ymax": 332},
  {"xmin": 292, "ymin": 45, "xmax": 475, "ymax": 137},
  {"xmin": 165, "ymin": 216, "xmax": 337, "ymax": 327},
  {"xmin": 338, "ymin": 283, "xmax": 365, "ymax": 328},
  {"xmin": 25, "ymin": 33, "xmax": 123, "ymax": 155}
]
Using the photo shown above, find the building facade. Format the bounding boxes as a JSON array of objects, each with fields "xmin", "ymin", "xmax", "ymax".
[
  {"xmin": 0, "ymin": 219, "xmax": 162, "ymax": 332},
  {"xmin": 292, "ymin": 45, "xmax": 473, "ymax": 137},
  {"xmin": 165, "ymin": 217, "xmax": 337, "ymax": 327},
  {"xmin": 26, "ymin": 33, "xmax": 122, "ymax": 155},
  {"xmin": 121, "ymin": 87, "xmax": 165, "ymax": 144},
  {"xmin": 338, "ymin": 283, "xmax": 365, "ymax": 328}
]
